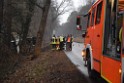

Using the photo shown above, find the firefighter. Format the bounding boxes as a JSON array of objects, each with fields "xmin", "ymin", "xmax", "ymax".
[
  {"xmin": 56, "ymin": 36, "xmax": 60, "ymax": 50},
  {"xmin": 11, "ymin": 35, "xmax": 16, "ymax": 52},
  {"xmin": 63, "ymin": 36, "xmax": 67, "ymax": 50},
  {"xmin": 70, "ymin": 34, "xmax": 73, "ymax": 51},
  {"xmin": 66, "ymin": 34, "xmax": 71, "ymax": 51},
  {"xmin": 59, "ymin": 35, "xmax": 64, "ymax": 50},
  {"xmin": 51, "ymin": 35, "xmax": 56, "ymax": 50},
  {"xmin": 15, "ymin": 36, "xmax": 20, "ymax": 54}
]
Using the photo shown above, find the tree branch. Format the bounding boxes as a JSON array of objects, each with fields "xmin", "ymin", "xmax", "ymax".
[
  {"xmin": 51, "ymin": 0, "xmax": 72, "ymax": 22},
  {"xmin": 29, "ymin": 0, "xmax": 44, "ymax": 10}
]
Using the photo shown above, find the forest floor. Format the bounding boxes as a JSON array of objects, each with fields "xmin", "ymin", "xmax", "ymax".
[{"xmin": 2, "ymin": 46, "xmax": 89, "ymax": 83}]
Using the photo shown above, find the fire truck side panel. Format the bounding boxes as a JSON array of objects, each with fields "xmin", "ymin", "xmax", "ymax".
[
  {"xmin": 92, "ymin": 0, "xmax": 104, "ymax": 73},
  {"xmin": 93, "ymin": 60, "xmax": 100, "ymax": 72},
  {"xmin": 85, "ymin": 28, "xmax": 93, "ymax": 45},
  {"xmin": 101, "ymin": 0, "xmax": 121, "ymax": 83},
  {"xmin": 84, "ymin": 6, "xmax": 94, "ymax": 58},
  {"xmin": 101, "ymin": 56, "xmax": 121, "ymax": 83}
]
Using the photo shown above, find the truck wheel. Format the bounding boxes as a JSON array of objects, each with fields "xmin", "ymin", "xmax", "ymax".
[{"xmin": 87, "ymin": 57, "xmax": 93, "ymax": 78}]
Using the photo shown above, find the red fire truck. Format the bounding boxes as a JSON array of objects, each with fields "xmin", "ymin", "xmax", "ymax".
[{"xmin": 77, "ymin": 0, "xmax": 124, "ymax": 83}]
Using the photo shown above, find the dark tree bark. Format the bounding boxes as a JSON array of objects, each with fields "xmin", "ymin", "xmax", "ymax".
[
  {"xmin": 0, "ymin": 0, "xmax": 3, "ymax": 28},
  {"xmin": 34, "ymin": 0, "xmax": 51, "ymax": 56},
  {"xmin": 22, "ymin": 0, "xmax": 36, "ymax": 40},
  {"xmin": 19, "ymin": 0, "xmax": 36, "ymax": 55},
  {"xmin": 3, "ymin": 0, "xmax": 12, "ymax": 47}
]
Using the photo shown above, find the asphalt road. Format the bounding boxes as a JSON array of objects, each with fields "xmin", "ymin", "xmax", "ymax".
[{"xmin": 64, "ymin": 42, "xmax": 107, "ymax": 83}]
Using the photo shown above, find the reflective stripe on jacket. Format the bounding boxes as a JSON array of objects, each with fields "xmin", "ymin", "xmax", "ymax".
[
  {"xmin": 56, "ymin": 38, "xmax": 60, "ymax": 44},
  {"xmin": 52, "ymin": 37, "xmax": 56, "ymax": 44},
  {"xmin": 60, "ymin": 36, "xmax": 64, "ymax": 42},
  {"xmin": 67, "ymin": 37, "xmax": 71, "ymax": 42}
]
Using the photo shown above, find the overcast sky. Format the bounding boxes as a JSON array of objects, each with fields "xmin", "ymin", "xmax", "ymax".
[
  {"xmin": 73, "ymin": 0, "xmax": 87, "ymax": 10},
  {"xmin": 58, "ymin": 0, "xmax": 87, "ymax": 24}
]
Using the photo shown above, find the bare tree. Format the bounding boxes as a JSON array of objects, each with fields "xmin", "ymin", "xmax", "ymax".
[
  {"xmin": 34, "ymin": 0, "xmax": 51, "ymax": 57},
  {"xmin": 3, "ymin": 0, "xmax": 12, "ymax": 47},
  {"xmin": 51, "ymin": 0, "xmax": 73, "ymax": 22},
  {"xmin": 30, "ymin": 0, "xmax": 72, "ymax": 24},
  {"xmin": 33, "ymin": 0, "xmax": 72, "ymax": 57}
]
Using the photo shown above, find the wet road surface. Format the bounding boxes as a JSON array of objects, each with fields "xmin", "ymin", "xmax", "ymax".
[{"xmin": 64, "ymin": 42, "xmax": 107, "ymax": 83}]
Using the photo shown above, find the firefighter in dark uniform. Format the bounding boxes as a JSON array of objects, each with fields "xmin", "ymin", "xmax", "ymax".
[{"xmin": 59, "ymin": 35, "xmax": 64, "ymax": 50}]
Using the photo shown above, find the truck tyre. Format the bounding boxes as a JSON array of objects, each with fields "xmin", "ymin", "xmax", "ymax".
[{"xmin": 87, "ymin": 57, "xmax": 93, "ymax": 78}]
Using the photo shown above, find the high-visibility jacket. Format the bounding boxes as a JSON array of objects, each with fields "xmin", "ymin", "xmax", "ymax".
[
  {"xmin": 52, "ymin": 37, "xmax": 56, "ymax": 44},
  {"xmin": 56, "ymin": 37, "xmax": 60, "ymax": 44},
  {"xmin": 71, "ymin": 36, "xmax": 73, "ymax": 42},
  {"xmin": 119, "ymin": 28, "xmax": 122, "ymax": 42},
  {"xmin": 60, "ymin": 36, "xmax": 64, "ymax": 42},
  {"xmin": 67, "ymin": 37, "xmax": 71, "ymax": 42}
]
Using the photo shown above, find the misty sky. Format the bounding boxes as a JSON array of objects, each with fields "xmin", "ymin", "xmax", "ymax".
[{"xmin": 58, "ymin": 0, "xmax": 87, "ymax": 24}]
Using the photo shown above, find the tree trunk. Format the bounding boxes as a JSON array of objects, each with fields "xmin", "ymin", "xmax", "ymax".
[
  {"xmin": 34, "ymin": 0, "xmax": 51, "ymax": 57},
  {"xmin": 3, "ymin": 0, "xmax": 12, "ymax": 47},
  {"xmin": 0, "ymin": 0, "xmax": 3, "ymax": 28}
]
